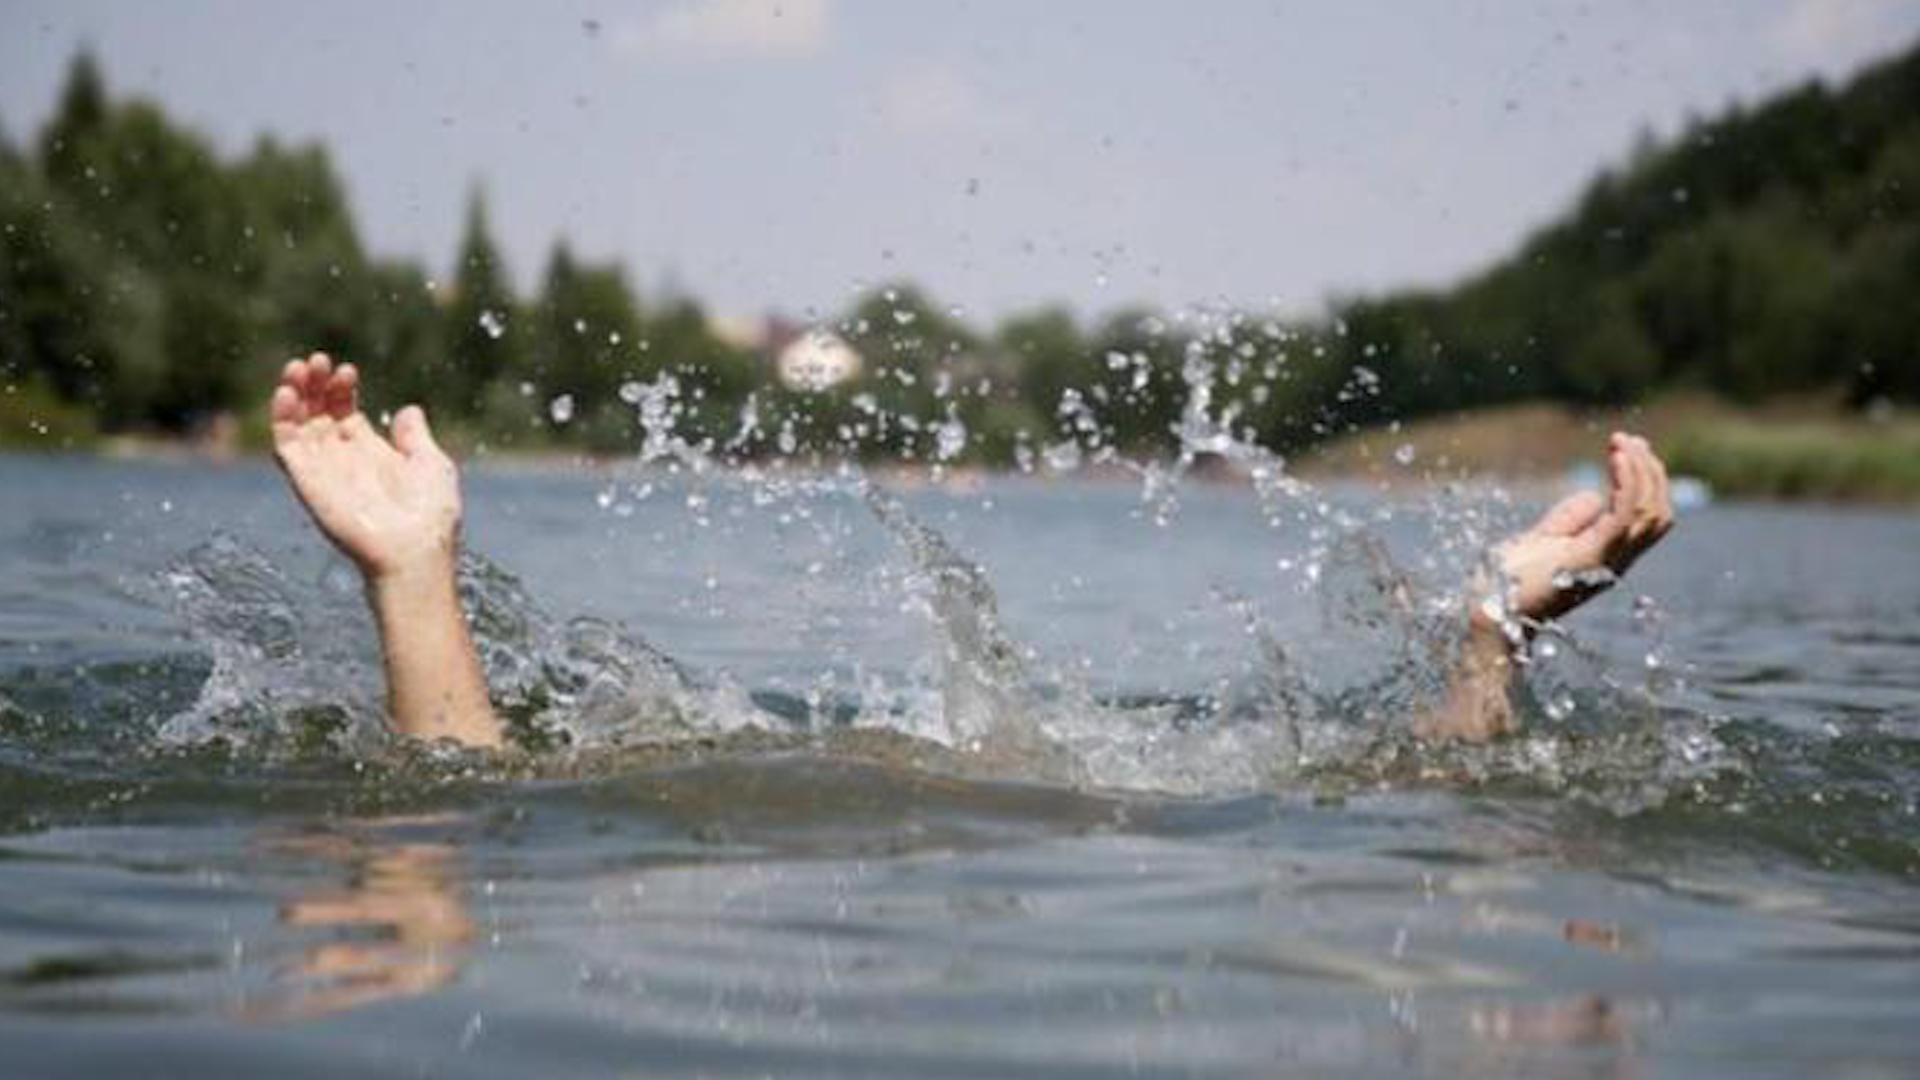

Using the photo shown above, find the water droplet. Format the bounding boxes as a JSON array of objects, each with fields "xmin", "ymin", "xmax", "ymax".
[
  {"xmin": 1393, "ymin": 443, "xmax": 1417, "ymax": 466},
  {"xmin": 459, "ymin": 1012, "xmax": 485, "ymax": 1051},
  {"xmin": 477, "ymin": 309, "xmax": 505, "ymax": 339},
  {"xmin": 548, "ymin": 394, "xmax": 575, "ymax": 424},
  {"xmin": 1043, "ymin": 440, "xmax": 1082, "ymax": 472},
  {"xmin": 934, "ymin": 416, "xmax": 968, "ymax": 461}
]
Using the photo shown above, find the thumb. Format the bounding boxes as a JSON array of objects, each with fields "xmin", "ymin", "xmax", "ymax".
[{"xmin": 391, "ymin": 405, "xmax": 443, "ymax": 458}]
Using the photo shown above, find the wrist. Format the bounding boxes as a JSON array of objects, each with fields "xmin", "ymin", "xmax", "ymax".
[
  {"xmin": 1465, "ymin": 598, "xmax": 1521, "ymax": 665},
  {"xmin": 366, "ymin": 549, "xmax": 460, "ymax": 611}
]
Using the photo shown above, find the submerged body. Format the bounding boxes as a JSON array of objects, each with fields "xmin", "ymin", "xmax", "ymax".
[{"xmin": 268, "ymin": 352, "xmax": 1675, "ymax": 750}]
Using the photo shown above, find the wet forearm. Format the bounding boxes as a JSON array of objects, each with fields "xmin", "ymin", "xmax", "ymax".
[
  {"xmin": 1415, "ymin": 617, "xmax": 1518, "ymax": 742},
  {"xmin": 366, "ymin": 560, "xmax": 503, "ymax": 748}
]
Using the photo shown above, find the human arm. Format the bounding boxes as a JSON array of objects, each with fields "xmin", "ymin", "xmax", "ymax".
[
  {"xmin": 1416, "ymin": 433, "xmax": 1676, "ymax": 742},
  {"xmin": 268, "ymin": 353, "xmax": 503, "ymax": 749}
]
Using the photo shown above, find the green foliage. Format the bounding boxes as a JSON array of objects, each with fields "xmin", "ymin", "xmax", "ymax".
[
  {"xmin": 0, "ymin": 377, "xmax": 98, "ymax": 450},
  {"xmin": 4, "ymin": 42, "xmax": 1918, "ymax": 471},
  {"xmin": 443, "ymin": 190, "xmax": 523, "ymax": 417},
  {"xmin": 522, "ymin": 243, "xmax": 648, "ymax": 451},
  {"xmin": 1669, "ymin": 419, "xmax": 1920, "ymax": 501}
]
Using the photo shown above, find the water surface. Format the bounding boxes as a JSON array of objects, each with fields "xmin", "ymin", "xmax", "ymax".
[{"xmin": 2, "ymin": 454, "xmax": 1917, "ymax": 1078}]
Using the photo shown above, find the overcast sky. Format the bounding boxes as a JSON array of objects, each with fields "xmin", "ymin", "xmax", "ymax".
[{"xmin": 4, "ymin": 0, "xmax": 1917, "ymax": 323}]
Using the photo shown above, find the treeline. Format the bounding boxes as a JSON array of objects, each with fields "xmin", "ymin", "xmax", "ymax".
[
  {"xmin": 0, "ymin": 53, "xmax": 763, "ymax": 454},
  {"xmin": 1330, "ymin": 38, "xmax": 1920, "ymax": 423},
  {"xmin": 3, "ymin": 45, "xmax": 1917, "ymax": 462}
]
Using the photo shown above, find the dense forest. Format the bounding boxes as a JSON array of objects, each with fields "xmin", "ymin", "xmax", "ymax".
[{"xmin": 2, "ymin": 44, "xmax": 1916, "ymax": 463}]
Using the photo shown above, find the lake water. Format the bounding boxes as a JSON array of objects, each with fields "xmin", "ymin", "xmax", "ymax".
[{"xmin": 1, "ymin": 453, "xmax": 1916, "ymax": 1078}]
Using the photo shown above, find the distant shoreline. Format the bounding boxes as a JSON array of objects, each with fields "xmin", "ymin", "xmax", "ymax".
[
  {"xmin": 8, "ymin": 394, "xmax": 1915, "ymax": 505},
  {"xmin": 1295, "ymin": 395, "xmax": 1920, "ymax": 505}
]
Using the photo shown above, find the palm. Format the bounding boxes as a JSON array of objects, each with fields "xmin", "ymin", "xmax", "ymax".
[{"xmin": 270, "ymin": 355, "xmax": 460, "ymax": 580}]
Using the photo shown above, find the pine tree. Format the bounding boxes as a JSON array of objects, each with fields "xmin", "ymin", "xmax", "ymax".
[
  {"xmin": 40, "ymin": 51, "xmax": 108, "ymax": 189},
  {"xmin": 443, "ymin": 186, "xmax": 522, "ymax": 417}
]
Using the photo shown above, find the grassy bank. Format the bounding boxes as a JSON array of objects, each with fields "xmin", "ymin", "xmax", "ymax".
[
  {"xmin": 1666, "ymin": 417, "xmax": 1920, "ymax": 502},
  {"xmin": 9, "ymin": 382, "xmax": 1916, "ymax": 504},
  {"xmin": 1301, "ymin": 396, "xmax": 1920, "ymax": 503},
  {"xmin": 0, "ymin": 380, "xmax": 98, "ymax": 451}
]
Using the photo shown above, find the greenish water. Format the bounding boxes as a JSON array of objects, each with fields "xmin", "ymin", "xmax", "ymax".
[{"xmin": 1, "ymin": 454, "xmax": 1916, "ymax": 1078}]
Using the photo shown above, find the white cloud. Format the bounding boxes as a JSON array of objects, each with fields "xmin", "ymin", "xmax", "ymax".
[
  {"xmin": 1770, "ymin": 0, "xmax": 1916, "ymax": 77},
  {"xmin": 612, "ymin": 0, "xmax": 832, "ymax": 60},
  {"xmin": 875, "ymin": 62, "xmax": 1019, "ymax": 140}
]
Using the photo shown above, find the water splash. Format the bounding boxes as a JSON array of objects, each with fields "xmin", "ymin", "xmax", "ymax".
[
  {"xmin": 106, "ymin": 295, "xmax": 1745, "ymax": 809},
  {"xmin": 151, "ymin": 535, "xmax": 756, "ymax": 755},
  {"xmin": 860, "ymin": 484, "xmax": 1077, "ymax": 781},
  {"xmin": 156, "ymin": 535, "xmax": 387, "ymax": 751}
]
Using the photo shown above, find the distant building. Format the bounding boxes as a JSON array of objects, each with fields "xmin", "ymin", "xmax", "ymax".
[
  {"xmin": 702, "ymin": 312, "xmax": 867, "ymax": 392},
  {"xmin": 705, "ymin": 313, "xmax": 768, "ymax": 352},
  {"xmin": 776, "ymin": 329, "xmax": 863, "ymax": 391}
]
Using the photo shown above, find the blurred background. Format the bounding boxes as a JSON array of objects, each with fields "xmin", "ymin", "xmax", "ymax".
[{"xmin": 3, "ymin": 0, "xmax": 1918, "ymax": 498}]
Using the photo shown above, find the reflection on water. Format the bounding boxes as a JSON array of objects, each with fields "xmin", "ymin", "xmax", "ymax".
[
  {"xmin": 1455, "ymin": 917, "xmax": 1657, "ymax": 1080},
  {"xmin": 243, "ymin": 817, "xmax": 475, "ymax": 1022},
  {"xmin": 0, "ymin": 770, "xmax": 1914, "ymax": 1078},
  {"xmin": 1464, "ymin": 995, "xmax": 1660, "ymax": 1080}
]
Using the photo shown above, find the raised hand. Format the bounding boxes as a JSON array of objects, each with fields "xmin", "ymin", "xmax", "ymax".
[
  {"xmin": 1493, "ymin": 432, "xmax": 1676, "ymax": 626},
  {"xmin": 1422, "ymin": 433, "xmax": 1676, "ymax": 742},
  {"xmin": 268, "ymin": 354, "xmax": 501, "ymax": 748},
  {"xmin": 269, "ymin": 353, "xmax": 461, "ymax": 583}
]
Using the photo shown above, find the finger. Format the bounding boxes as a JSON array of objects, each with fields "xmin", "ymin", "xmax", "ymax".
[
  {"xmin": 1639, "ymin": 437, "xmax": 1673, "ymax": 536},
  {"xmin": 302, "ymin": 352, "xmax": 333, "ymax": 407},
  {"xmin": 390, "ymin": 404, "xmax": 442, "ymax": 458},
  {"xmin": 1628, "ymin": 437, "xmax": 1657, "ymax": 531},
  {"xmin": 325, "ymin": 363, "xmax": 359, "ymax": 421},
  {"xmin": 1535, "ymin": 490, "xmax": 1605, "ymax": 538},
  {"xmin": 1624, "ymin": 436, "xmax": 1658, "ymax": 541},
  {"xmin": 1616, "ymin": 432, "xmax": 1649, "ymax": 522},
  {"xmin": 269, "ymin": 384, "xmax": 304, "ymax": 442},
  {"xmin": 1598, "ymin": 435, "xmax": 1636, "ymax": 541},
  {"xmin": 281, "ymin": 357, "xmax": 307, "ymax": 391}
]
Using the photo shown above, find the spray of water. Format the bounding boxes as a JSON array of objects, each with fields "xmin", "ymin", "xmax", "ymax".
[{"xmin": 107, "ymin": 300, "xmax": 1754, "ymax": 807}]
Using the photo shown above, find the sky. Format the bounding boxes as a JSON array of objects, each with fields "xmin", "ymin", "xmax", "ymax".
[{"xmin": 3, "ymin": 0, "xmax": 1918, "ymax": 324}]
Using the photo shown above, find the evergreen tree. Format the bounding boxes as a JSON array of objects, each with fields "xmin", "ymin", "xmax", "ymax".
[
  {"xmin": 39, "ymin": 51, "xmax": 107, "ymax": 189},
  {"xmin": 525, "ymin": 240, "xmax": 647, "ymax": 449},
  {"xmin": 444, "ymin": 187, "xmax": 523, "ymax": 417},
  {"xmin": 358, "ymin": 260, "xmax": 448, "ymax": 416}
]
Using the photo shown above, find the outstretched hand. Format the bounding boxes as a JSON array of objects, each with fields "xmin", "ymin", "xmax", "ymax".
[
  {"xmin": 270, "ymin": 353, "xmax": 461, "ymax": 583},
  {"xmin": 1493, "ymin": 432, "xmax": 1675, "ymax": 627},
  {"xmin": 1421, "ymin": 433, "xmax": 1676, "ymax": 742},
  {"xmin": 269, "ymin": 354, "xmax": 501, "ymax": 748}
]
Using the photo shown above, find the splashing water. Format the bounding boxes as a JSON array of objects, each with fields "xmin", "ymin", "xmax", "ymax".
[
  {"xmin": 153, "ymin": 535, "xmax": 757, "ymax": 756},
  {"xmin": 115, "ymin": 297, "xmax": 1761, "ymax": 806}
]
